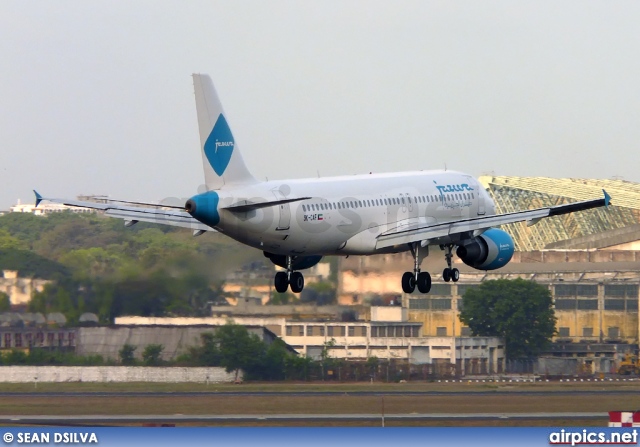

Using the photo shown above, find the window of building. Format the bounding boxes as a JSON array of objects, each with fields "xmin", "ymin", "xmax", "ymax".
[
  {"xmin": 409, "ymin": 298, "xmax": 429, "ymax": 310},
  {"xmin": 429, "ymin": 284, "xmax": 451, "ymax": 296},
  {"xmin": 460, "ymin": 327, "xmax": 471, "ymax": 336},
  {"xmin": 431, "ymin": 299, "xmax": 452, "ymax": 310},
  {"xmin": 348, "ymin": 326, "xmax": 355, "ymax": 337},
  {"xmin": 319, "ymin": 326, "xmax": 325, "ymax": 336},
  {"xmin": 558, "ymin": 327, "xmax": 570, "ymax": 337},
  {"xmin": 555, "ymin": 284, "xmax": 577, "ymax": 296},
  {"xmin": 582, "ymin": 327, "xmax": 594, "ymax": 337},
  {"xmin": 628, "ymin": 300, "xmax": 638, "ymax": 311},
  {"xmin": 554, "ymin": 299, "xmax": 575, "ymax": 310},
  {"xmin": 577, "ymin": 299, "xmax": 598, "ymax": 310},
  {"xmin": 4, "ymin": 333, "xmax": 10, "ymax": 348},
  {"xmin": 298, "ymin": 326, "xmax": 304, "ymax": 336},
  {"xmin": 605, "ymin": 284, "xmax": 639, "ymax": 299},
  {"xmin": 604, "ymin": 299, "xmax": 625, "ymax": 310},
  {"xmin": 576, "ymin": 285, "xmax": 598, "ymax": 297},
  {"xmin": 327, "ymin": 326, "xmax": 334, "ymax": 337},
  {"xmin": 307, "ymin": 326, "xmax": 314, "ymax": 336},
  {"xmin": 436, "ymin": 327, "xmax": 448, "ymax": 336},
  {"xmin": 286, "ymin": 326, "xmax": 292, "ymax": 336},
  {"xmin": 411, "ymin": 326, "xmax": 419, "ymax": 337},
  {"xmin": 371, "ymin": 327, "xmax": 378, "ymax": 337},
  {"xmin": 15, "ymin": 333, "xmax": 22, "ymax": 348},
  {"xmin": 607, "ymin": 327, "xmax": 620, "ymax": 339}
]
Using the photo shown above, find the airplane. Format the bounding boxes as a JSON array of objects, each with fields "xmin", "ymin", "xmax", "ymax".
[{"xmin": 35, "ymin": 74, "xmax": 611, "ymax": 295}]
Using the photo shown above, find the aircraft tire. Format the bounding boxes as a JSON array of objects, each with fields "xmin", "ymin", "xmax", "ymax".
[
  {"xmin": 451, "ymin": 268, "xmax": 460, "ymax": 282},
  {"xmin": 274, "ymin": 271, "xmax": 289, "ymax": 293},
  {"xmin": 401, "ymin": 272, "xmax": 416, "ymax": 294},
  {"xmin": 417, "ymin": 272, "xmax": 432, "ymax": 294},
  {"xmin": 443, "ymin": 268, "xmax": 451, "ymax": 282},
  {"xmin": 290, "ymin": 271, "xmax": 305, "ymax": 293}
]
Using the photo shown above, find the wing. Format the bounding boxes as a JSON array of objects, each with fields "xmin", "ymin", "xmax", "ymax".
[
  {"xmin": 376, "ymin": 189, "xmax": 611, "ymax": 249},
  {"xmin": 34, "ymin": 191, "xmax": 212, "ymax": 232}
]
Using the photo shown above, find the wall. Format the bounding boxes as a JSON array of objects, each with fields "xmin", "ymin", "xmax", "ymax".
[{"xmin": 0, "ymin": 366, "xmax": 237, "ymax": 383}]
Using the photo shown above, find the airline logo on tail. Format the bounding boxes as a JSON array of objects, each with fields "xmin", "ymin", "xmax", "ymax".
[{"xmin": 204, "ymin": 114, "xmax": 235, "ymax": 176}]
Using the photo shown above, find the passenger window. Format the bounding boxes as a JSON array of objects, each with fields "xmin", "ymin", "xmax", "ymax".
[
  {"xmin": 401, "ymin": 197, "xmax": 405, "ymax": 204},
  {"xmin": 302, "ymin": 205, "xmax": 306, "ymax": 212}
]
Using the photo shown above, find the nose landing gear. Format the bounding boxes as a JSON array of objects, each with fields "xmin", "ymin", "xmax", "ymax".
[{"xmin": 441, "ymin": 244, "xmax": 460, "ymax": 283}]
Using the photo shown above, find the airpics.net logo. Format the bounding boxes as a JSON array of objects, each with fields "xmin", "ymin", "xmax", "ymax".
[
  {"xmin": 204, "ymin": 113, "xmax": 235, "ymax": 176},
  {"xmin": 549, "ymin": 429, "xmax": 638, "ymax": 446}
]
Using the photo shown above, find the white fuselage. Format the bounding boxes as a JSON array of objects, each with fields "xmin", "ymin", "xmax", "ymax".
[{"xmin": 213, "ymin": 170, "xmax": 496, "ymax": 256}]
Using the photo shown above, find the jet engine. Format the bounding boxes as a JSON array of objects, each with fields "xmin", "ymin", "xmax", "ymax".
[{"xmin": 456, "ymin": 228, "xmax": 514, "ymax": 270}]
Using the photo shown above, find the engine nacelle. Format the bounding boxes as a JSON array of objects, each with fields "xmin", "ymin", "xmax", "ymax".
[
  {"xmin": 185, "ymin": 191, "xmax": 220, "ymax": 227},
  {"xmin": 264, "ymin": 252, "xmax": 323, "ymax": 270},
  {"xmin": 456, "ymin": 228, "xmax": 514, "ymax": 270}
]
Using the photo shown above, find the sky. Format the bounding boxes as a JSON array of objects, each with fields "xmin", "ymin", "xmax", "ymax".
[{"xmin": 1, "ymin": 1, "xmax": 639, "ymax": 210}]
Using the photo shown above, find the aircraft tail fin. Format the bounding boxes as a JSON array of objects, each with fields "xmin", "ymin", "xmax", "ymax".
[{"xmin": 192, "ymin": 74, "xmax": 257, "ymax": 190}]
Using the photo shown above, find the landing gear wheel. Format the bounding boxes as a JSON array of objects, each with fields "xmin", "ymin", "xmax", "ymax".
[
  {"xmin": 443, "ymin": 268, "xmax": 451, "ymax": 282},
  {"xmin": 451, "ymin": 268, "xmax": 460, "ymax": 282},
  {"xmin": 274, "ymin": 271, "xmax": 289, "ymax": 293},
  {"xmin": 401, "ymin": 272, "xmax": 416, "ymax": 294},
  {"xmin": 417, "ymin": 272, "xmax": 432, "ymax": 294},
  {"xmin": 290, "ymin": 271, "xmax": 305, "ymax": 293}
]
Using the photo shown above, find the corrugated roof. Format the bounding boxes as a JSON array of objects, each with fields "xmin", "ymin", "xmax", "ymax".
[{"xmin": 478, "ymin": 176, "xmax": 640, "ymax": 251}]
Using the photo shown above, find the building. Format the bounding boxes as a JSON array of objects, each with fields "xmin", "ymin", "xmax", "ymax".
[
  {"xmin": 479, "ymin": 175, "xmax": 640, "ymax": 251},
  {"xmin": 340, "ymin": 251, "xmax": 640, "ymax": 345},
  {"xmin": 116, "ymin": 307, "xmax": 506, "ymax": 376},
  {"xmin": 0, "ymin": 270, "xmax": 50, "ymax": 307},
  {"xmin": 9, "ymin": 199, "xmax": 97, "ymax": 216}
]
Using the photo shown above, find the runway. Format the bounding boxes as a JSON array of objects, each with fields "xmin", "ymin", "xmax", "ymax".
[
  {"xmin": 0, "ymin": 412, "xmax": 606, "ymax": 425},
  {"xmin": 0, "ymin": 389, "xmax": 634, "ymax": 398}
]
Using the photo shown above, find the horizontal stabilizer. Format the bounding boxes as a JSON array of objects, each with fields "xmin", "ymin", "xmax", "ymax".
[{"xmin": 34, "ymin": 192, "xmax": 212, "ymax": 232}]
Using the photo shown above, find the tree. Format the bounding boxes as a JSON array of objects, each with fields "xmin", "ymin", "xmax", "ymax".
[
  {"xmin": 0, "ymin": 292, "xmax": 10, "ymax": 312},
  {"xmin": 119, "ymin": 344, "xmax": 137, "ymax": 365},
  {"xmin": 213, "ymin": 324, "xmax": 266, "ymax": 381},
  {"xmin": 142, "ymin": 344, "xmax": 164, "ymax": 366},
  {"xmin": 459, "ymin": 278, "xmax": 557, "ymax": 359}
]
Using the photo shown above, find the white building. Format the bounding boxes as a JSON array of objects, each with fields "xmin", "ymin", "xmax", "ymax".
[
  {"xmin": 0, "ymin": 270, "xmax": 50, "ymax": 306},
  {"xmin": 10, "ymin": 198, "xmax": 98, "ymax": 215},
  {"xmin": 116, "ymin": 306, "xmax": 505, "ymax": 376}
]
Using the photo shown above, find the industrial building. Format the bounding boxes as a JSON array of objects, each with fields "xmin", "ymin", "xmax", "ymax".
[{"xmin": 479, "ymin": 175, "xmax": 640, "ymax": 251}]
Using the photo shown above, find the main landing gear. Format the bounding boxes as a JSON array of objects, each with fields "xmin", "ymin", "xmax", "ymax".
[
  {"xmin": 274, "ymin": 256, "xmax": 305, "ymax": 294},
  {"xmin": 401, "ymin": 243, "xmax": 432, "ymax": 294},
  {"xmin": 400, "ymin": 243, "xmax": 460, "ymax": 294}
]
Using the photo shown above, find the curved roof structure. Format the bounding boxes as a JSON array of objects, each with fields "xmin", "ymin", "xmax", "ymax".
[{"xmin": 479, "ymin": 176, "xmax": 640, "ymax": 251}]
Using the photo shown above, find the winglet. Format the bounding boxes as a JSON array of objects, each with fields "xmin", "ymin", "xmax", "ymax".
[
  {"xmin": 603, "ymin": 189, "xmax": 611, "ymax": 207},
  {"xmin": 34, "ymin": 190, "xmax": 43, "ymax": 207}
]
